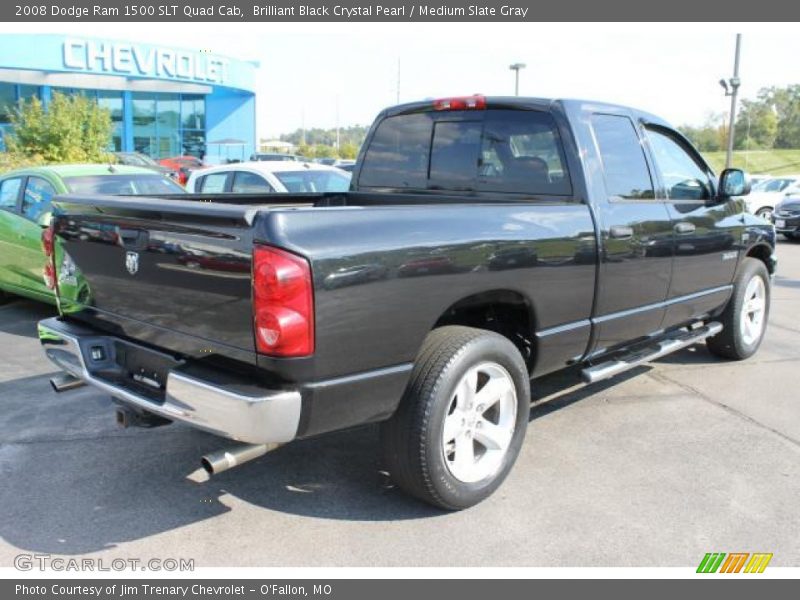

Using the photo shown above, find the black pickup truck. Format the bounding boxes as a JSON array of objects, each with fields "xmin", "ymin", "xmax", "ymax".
[{"xmin": 39, "ymin": 96, "xmax": 776, "ymax": 509}]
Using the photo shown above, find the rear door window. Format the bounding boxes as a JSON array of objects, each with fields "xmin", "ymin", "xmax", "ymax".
[
  {"xmin": 591, "ymin": 114, "xmax": 655, "ymax": 200},
  {"xmin": 199, "ymin": 172, "xmax": 229, "ymax": 193},
  {"xmin": 231, "ymin": 171, "xmax": 275, "ymax": 193},
  {"xmin": 0, "ymin": 177, "xmax": 22, "ymax": 210}
]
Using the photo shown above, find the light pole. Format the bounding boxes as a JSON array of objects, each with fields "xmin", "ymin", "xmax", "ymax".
[
  {"xmin": 719, "ymin": 34, "xmax": 742, "ymax": 169},
  {"xmin": 509, "ymin": 63, "xmax": 526, "ymax": 96}
]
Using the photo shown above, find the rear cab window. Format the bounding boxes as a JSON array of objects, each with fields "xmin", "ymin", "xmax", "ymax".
[
  {"xmin": 231, "ymin": 171, "xmax": 275, "ymax": 193},
  {"xmin": 359, "ymin": 109, "xmax": 572, "ymax": 197}
]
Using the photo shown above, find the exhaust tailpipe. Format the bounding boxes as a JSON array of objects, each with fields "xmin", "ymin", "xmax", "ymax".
[
  {"xmin": 201, "ymin": 442, "xmax": 281, "ymax": 476},
  {"xmin": 50, "ymin": 373, "xmax": 86, "ymax": 393}
]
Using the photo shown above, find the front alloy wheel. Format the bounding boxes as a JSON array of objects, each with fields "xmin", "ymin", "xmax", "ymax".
[
  {"xmin": 707, "ymin": 257, "xmax": 770, "ymax": 360},
  {"xmin": 740, "ymin": 275, "xmax": 767, "ymax": 346}
]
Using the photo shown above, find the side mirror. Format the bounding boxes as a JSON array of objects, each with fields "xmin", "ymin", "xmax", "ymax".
[{"xmin": 719, "ymin": 168, "xmax": 750, "ymax": 198}]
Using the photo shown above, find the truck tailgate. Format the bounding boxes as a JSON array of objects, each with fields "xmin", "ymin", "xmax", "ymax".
[{"xmin": 51, "ymin": 195, "xmax": 287, "ymax": 364}]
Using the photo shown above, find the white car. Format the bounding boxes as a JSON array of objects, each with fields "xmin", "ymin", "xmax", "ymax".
[
  {"xmin": 745, "ymin": 175, "xmax": 800, "ymax": 221},
  {"xmin": 186, "ymin": 160, "xmax": 351, "ymax": 194}
]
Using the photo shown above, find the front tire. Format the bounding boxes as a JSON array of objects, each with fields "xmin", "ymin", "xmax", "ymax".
[
  {"xmin": 381, "ymin": 326, "xmax": 530, "ymax": 510},
  {"xmin": 707, "ymin": 257, "xmax": 770, "ymax": 360}
]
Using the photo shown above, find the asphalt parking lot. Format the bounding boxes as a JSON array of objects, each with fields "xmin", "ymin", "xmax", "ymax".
[{"xmin": 1, "ymin": 241, "xmax": 799, "ymax": 568}]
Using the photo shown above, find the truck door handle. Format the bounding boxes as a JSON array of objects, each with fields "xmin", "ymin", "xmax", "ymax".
[
  {"xmin": 674, "ymin": 222, "xmax": 696, "ymax": 234},
  {"xmin": 609, "ymin": 225, "xmax": 634, "ymax": 240}
]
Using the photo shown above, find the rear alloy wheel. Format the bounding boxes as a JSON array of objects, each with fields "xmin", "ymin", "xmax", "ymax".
[
  {"xmin": 381, "ymin": 326, "xmax": 530, "ymax": 510},
  {"xmin": 442, "ymin": 362, "xmax": 517, "ymax": 484},
  {"xmin": 707, "ymin": 257, "xmax": 770, "ymax": 360}
]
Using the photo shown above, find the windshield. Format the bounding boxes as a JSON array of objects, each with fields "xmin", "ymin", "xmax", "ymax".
[
  {"xmin": 755, "ymin": 178, "xmax": 797, "ymax": 193},
  {"xmin": 118, "ymin": 153, "xmax": 158, "ymax": 167},
  {"xmin": 63, "ymin": 174, "xmax": 186, "ymax": 195},
  {"xmin": 274, "ymin": 170, "xmax": 351, "ymax": 193}
]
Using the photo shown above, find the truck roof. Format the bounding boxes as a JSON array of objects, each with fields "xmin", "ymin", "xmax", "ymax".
[{"xmin": 382, "ymin": 96, "xmax": 672, "ymax": 128}]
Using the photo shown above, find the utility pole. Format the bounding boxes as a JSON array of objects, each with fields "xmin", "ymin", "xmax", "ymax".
[
  {"xmin": 301, "ymin": 107, "xmax": 306, "ymax": 147},
  {"xmin": 509, "ymin": 63, "xmax": 526, "ymax": 96},
  {"xmin": 396, "ymin": 58, "xmax": 401, "ymax": 104},
  {"xmin": 335, "ymin": 96, "xmax": 340, "ymax": 152},
  {"xmin": 721, "ymin": 34, "xmax": 742, "ymax": 169}
]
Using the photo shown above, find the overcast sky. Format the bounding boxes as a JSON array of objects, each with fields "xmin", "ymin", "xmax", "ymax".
[{"xmin": 2, "ymin": 22, "xmax": 797, "ymax": 139}]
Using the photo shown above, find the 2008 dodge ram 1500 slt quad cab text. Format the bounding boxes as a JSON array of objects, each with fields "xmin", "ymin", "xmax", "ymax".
[{"xmin": 39, "ymin": 96, "xmax": 776, "ymax": 509}]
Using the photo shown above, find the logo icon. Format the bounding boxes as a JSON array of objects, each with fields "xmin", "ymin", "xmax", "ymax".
[
  {"xmin": 697, "ymin": 552, "xmax": 773, "ymax": 573},
  {"xmin": 125, "ymin": 251, "xmax": 139, "ymax": 276}
]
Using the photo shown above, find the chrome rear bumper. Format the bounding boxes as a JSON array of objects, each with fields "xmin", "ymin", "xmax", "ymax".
[{"xmin": 38, "ymin": 317, "xmax": 301, "ymax": 445}]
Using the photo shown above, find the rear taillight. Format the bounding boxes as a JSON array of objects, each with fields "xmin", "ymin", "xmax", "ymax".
[
  {"xmin": 42, "ymin": 227, "xmax": 55, "ymax": 258},
  {"xmin": 433, "ymin": 95, "xmax": 487, "ymax": 111},
  {"xmin": 43, "ymin": 262, "xmax": 56, "ymax": 290},
  {"xmin": 42, "ymin": 227, "xmax": 56, "ymax": 290},
  {"xmin": 253, "ymin": 245, "xmax": 314, "ymax": 357}
]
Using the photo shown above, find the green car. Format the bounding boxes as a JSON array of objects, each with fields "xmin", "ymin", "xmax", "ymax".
[{"xmin": 0, "ymin": 164, "xmax": 185, "ymax": 305}]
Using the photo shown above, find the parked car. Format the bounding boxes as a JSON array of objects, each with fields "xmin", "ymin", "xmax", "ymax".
[
  {"xmin": 744, "ymin": 175, "xmax": 800, "ymax": 220},
  {"xmin": 771, "ymin": 195, "xmax": 800, "ymax": 240},
  {"xmin": 40, "ymin": 96, "xmax": 775, "ymax": 510},
  {"xmin": 186, "ymin": 160, "xmax": 351, "ymax": 194},
  {"xmin": 250, "ymin": 153, "xmax": 302, "ymax": 162},
  {"xmin": 333, "ymin": 159, "xmax": 356, "ymax": 173},
  {"xmin": 113, "ymin": 152, "xmax": 179, "ymax": 181},
  {"xmin": 0, "ymin": 164, "xmax": 185, "ymax": 304},
  {"xmin": 158, "ymin": 155, "xmax": 205, "ymax": 185},
  {"xmin": 748, "ymin": 174, "xmax": 772, "ymax": 189}
]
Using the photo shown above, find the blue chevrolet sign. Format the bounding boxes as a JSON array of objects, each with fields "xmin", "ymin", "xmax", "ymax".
[
  {"xmin": 0, "ymin": 34, "xmax": 256, "ymax": 92},
  {"xmin": 62, "ymin": 38, "xmax": 229, "ymax": 84}
]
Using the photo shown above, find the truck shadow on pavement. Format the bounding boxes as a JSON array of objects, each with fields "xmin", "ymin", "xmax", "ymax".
[
  {"xmin": 0, "ymin": 342, "xmax": 722, "ymax": 558},
  {"xmin": 0, "ymin": 299, "xmax": 55, "ymax": 338}
]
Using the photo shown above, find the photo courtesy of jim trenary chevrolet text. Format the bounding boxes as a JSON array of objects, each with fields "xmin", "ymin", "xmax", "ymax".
[{"xmin": 0, "ymin": 0, "xmax": 798, "ymax": 593}]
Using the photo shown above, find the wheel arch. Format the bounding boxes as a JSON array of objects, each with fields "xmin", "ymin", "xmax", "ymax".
[
  {"xmin": 432, "ymin": 289, "xmax": 536, "ymax": 372},
  {"xmin": 745, "ymin": 242, "xmax": 776, "ymax": 275}
]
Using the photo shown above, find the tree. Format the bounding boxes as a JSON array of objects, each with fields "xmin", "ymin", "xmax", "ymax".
[
  {"xmin": 734, "ymin": 98, "xmax": 778, "ymax": 150},
  {"xmin": 5, "ymin": 92, "xmax": 114, "ymax": 163},
  {"xmin": 338, "ymin": 142, "xmax": 359, "ymax": 159},
  {"xmin": 760, "ymin": 85, "xmax": 800, "ymax": 149},
  {"xmin": 679, "ymin": 113, "xmax": 727, "ymax": 152}
]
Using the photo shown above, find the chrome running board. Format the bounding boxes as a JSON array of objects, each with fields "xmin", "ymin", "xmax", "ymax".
[{"xmin": 581, "ymin": 322, "xmax": 723, "ymax": 384}]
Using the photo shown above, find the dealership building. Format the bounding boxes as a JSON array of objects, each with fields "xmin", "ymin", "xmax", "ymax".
[{"xmin": 0, "ymin": 35, "xmax": 257, "ymax": 163}]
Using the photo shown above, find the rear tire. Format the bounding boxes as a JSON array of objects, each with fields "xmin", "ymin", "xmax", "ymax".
[
  {"xmin": 380, "ymin": 326, "xmax": 530, "ymax": 510},
  {"xmin": 707, "ymin": 257, "xmax": 770, "ymax": 360},
  {"xmin": 0, "ymin": 289, "xmax": 12, "ymax": 305}
]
